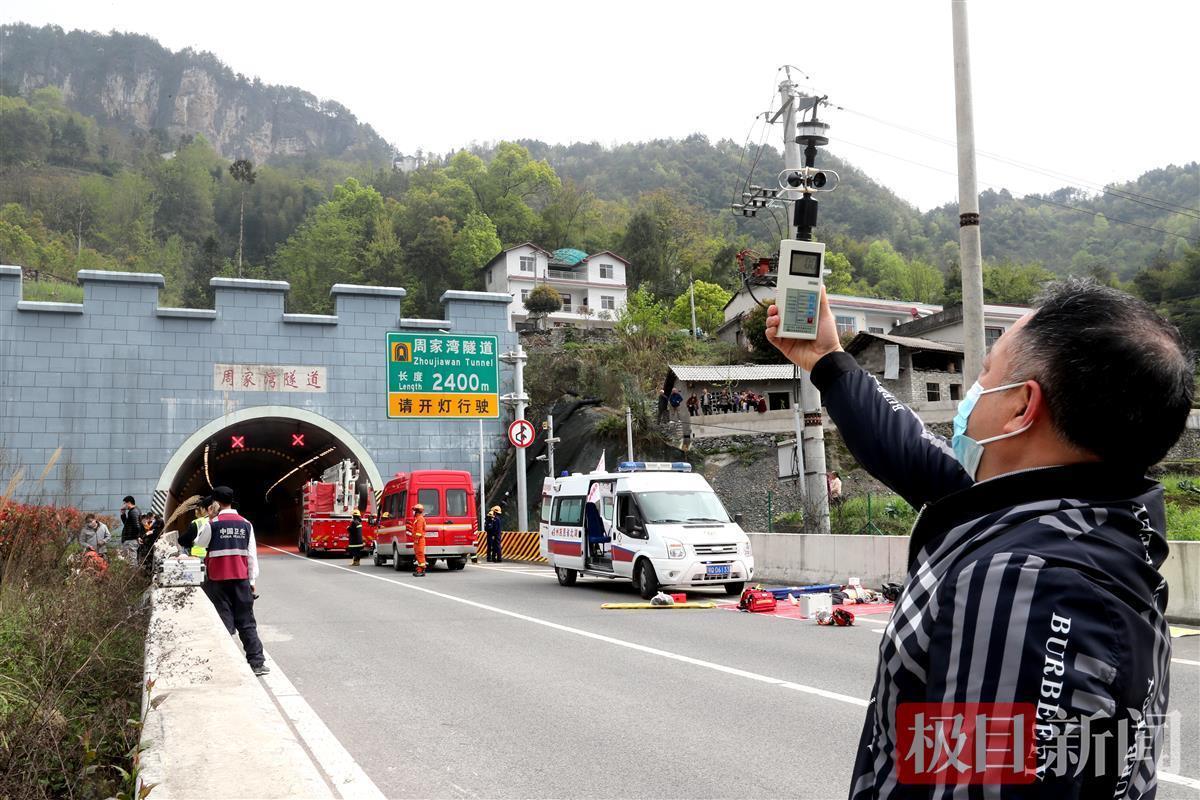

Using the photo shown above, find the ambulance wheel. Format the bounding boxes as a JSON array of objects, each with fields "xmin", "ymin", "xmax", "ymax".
[
  {"xmin": 392, "ymin": 546, "xmax": 403, "ymax": 571},
  {"xmin": 635, "ymin": 560, "xmax": 659, "ymax": 600},
  {"xmin": 448, "ymin": 558, "xmax": 467, "ymax": 571},
  {"xmin": 555, "ymin": 567, "xmax": 577, "ymax": 586},
  {"xmin": 723, "ymin": 582, "xmax": 745, "ymax": 596}
]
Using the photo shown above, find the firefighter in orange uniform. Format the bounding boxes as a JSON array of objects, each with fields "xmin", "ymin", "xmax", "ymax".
[{"xmin": 411, "ymin": 503, "xmax": 427, "ymax": 577}]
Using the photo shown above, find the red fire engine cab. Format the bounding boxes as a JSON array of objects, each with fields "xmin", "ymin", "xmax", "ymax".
[{"xmin": 298, "ymin": 459, "xmax": 376, "ymax": 556}]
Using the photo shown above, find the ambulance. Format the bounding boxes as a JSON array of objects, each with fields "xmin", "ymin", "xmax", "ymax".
[{"xmin": 539, "ymin": 462, "xmax": 754, "ymax": 598}]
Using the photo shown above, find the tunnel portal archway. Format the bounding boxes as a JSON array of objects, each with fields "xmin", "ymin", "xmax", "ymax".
[{"xmin": 158, "ymin": 407, "xmax": 384, "ymax": 546}]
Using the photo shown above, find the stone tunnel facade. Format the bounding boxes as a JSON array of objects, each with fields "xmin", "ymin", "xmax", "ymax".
[{"xmin": 0, "ymin": 266, "xmax": 518, "ymax": 524}]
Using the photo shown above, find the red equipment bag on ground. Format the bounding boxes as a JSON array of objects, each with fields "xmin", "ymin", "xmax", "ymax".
[{"xmin": 738, "ymin": 586, "xmax": 777, "ymax": 613}]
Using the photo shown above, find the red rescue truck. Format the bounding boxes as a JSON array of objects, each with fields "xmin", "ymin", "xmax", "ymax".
[
  {"xmin": 372, "ymin": 470, "xmax": 478, "ymax": 571},
  {"xmin": 298, "ymin": 459, "xmax": 376, "ymax": 556}
]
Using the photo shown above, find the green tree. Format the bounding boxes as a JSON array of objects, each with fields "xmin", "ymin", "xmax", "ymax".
[
  {"xmin": 446, "ymin": 143, "xmax": 559, "ymax": 244},
  {"xmin": 153, "ymin": 137, "xmax": 219, "ymax": 244},
  {"xmin": 742, "ymin": 302, "xmax": 789, "ymax": 363},
  {"xmin": 824, "ymin": 251, "xmax": 855, "ymax": 295},
  {"xmin": 184, "ymin": 236, "xmax": 222, "ymax": 307},
  {"xmin": 272, "ymin": 178, "xmax": 388, "ymax": 312},
  {"xmin": 450, "ymin": 211, "xmax": 502, "ymax": 290},
  {"xmin": 0, "ymin": 96, "xmax": 51, "ymax": 165},
  {"xmin": 524, "ymin": 283, "xmax": 562, "ymax": 330},
  {"xmin": 668, "ymin": 280, "xmax": 731, "ymax": 335},
  {"xmin": 615, "ymin": 285, "xmax": 669, "ymax": 350},
  {"xmin": 228, "ymin": 158, "xmax": 257, "ymax": 276},
  {"xmin": 401, "ymin": 215, "xmax": 457, "ymax": 317},
  {"xmin": 982, "ymin": 261, "xmax": 1053, "ymax": 304}
]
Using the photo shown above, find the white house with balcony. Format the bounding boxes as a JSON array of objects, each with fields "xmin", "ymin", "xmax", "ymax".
[{"xmin": 480, "ymin": 243, "xmax": 630, "ymax": 330}]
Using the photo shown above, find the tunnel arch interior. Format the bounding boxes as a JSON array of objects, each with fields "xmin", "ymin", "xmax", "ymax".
[{"xmin": 158, "ymin": 408, "xmax": 383, "ymax": 546}]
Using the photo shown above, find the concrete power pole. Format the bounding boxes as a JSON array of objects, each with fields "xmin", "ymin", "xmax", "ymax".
[
  {"xmin": 689, "ymin": 279, "xmax": 699, "ymax": 340},
  {"xmin": 952, "ymin": 0, "xmax": 986, "ymax": 385},
  {"xmin": 779, "ymin": 75, "xmax": 831, "ymax": 536},
  {"xmin": 500, "ymin": 345, "xmax": 530, "ymax": 531}
]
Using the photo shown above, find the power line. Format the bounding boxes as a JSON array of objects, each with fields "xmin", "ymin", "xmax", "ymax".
[
  {"xmin": 834, "ymin": 136, "xmax": 1199, "ymax": 244},
  {"xmin": 836, "ymin": 105, "xmax": 1200, "ymax": 220}
]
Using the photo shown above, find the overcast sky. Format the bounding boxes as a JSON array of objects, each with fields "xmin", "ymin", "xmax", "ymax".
[{"xmin": 4, "ymin": 1, "xmax": 1198, "ymax": 210}]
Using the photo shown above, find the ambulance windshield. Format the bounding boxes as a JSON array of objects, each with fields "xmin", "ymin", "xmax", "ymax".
[{"xmin": 635, "ymin": 491, "xmax": 731, "ymax": 524}]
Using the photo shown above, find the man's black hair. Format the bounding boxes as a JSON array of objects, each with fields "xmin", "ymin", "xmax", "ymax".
[
  {"xmin": 1008, "ymin": 277, "xmax": 1194, "ymax": 471},
  {"xmin": 123, "ymin": 495, "xmax": 135, "ymax": 504}
]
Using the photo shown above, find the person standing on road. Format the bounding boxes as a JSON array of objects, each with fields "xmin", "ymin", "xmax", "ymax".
[
  {"xmin": 768, "ymin": 279, "xmax": 1190, "ymax": 798},
  {"xmin": 410, "ymin": 503, "xmax": 428, "ymax": 577},
  {"xmin": 119, "ymin": 496, "xmax": 140, "ymax": 562},
  {"xmin": 78, "ymin": 513, "xmax": 111, "ymax": 557},
  {"xmin": 194, "ymin": 486, "xmax": 268, "ymax": 676},
  {"xmin": 178, "ymin": 498, "xmax": 212, "ymax": 557},
  {"xmin": 485, "ymin": 505, "xmax": 503, "ymax": 563},
  {"xmin": 347, "ymin": 508, "xmax": 364, "ymax": 566}
]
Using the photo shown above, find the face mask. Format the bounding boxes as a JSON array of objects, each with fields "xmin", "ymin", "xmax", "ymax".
[{"xmin": 951, "ymin": 380, "xmax": 1031, "ymax": 479}]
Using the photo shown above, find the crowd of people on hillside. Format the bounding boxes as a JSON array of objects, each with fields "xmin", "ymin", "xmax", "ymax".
[{"xmin": 658, "ymin": 387, "xmax": 770, "ymax": 422}]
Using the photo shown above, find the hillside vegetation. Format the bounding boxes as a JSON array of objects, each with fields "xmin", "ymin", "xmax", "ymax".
[{"xmin": 1, "ymin": 23, "xmax": 1197, "ymax": 343}]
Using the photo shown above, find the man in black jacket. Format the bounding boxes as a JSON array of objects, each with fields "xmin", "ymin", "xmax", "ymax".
[
  {"xmin": 119, "ymin": 495, "xmax": 141, "ymax": 562},
  {"xmin": 768, "ymin": 278, "xmax": 1190, "ymax": 799}
]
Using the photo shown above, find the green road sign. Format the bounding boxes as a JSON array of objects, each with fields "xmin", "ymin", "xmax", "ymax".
[{"xmin": 386, "ymin": 332, "xmax": 500, "ymax": 419}]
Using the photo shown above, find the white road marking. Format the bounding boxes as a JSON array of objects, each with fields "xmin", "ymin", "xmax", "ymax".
[
  {"xmin": 1172, "ymin": 657, "xmax": 1200, "ymax": 667},
  {"xmin": 268, "ymin": 546, "xmax": 1200, "ymax": 791},
  {"xmin": 267, "ymin": 545, "xmax": 868, "ymax": 708},
  {"xmin": 1160, "ymin": 771, "xmax": 1200, "ymax": 790},
  {"xmin": 259, "ymin": 651, "xmax": 386, "ymax": 800}
]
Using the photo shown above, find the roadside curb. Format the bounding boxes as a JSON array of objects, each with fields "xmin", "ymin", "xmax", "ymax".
[{"xmin": 137, "ymin": 585, "xmax": 335, "ymax": 798}]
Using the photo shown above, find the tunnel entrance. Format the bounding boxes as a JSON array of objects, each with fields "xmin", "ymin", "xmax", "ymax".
[{"xmin": 160, "ymin": 412, "xmax": 380, "ymax": 547}]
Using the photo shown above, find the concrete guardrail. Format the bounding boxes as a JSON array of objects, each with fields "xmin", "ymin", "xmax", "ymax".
[
  {"xmin": 746, "ymin": 533, "xmax": 1200, "ymax": 625},
  {"xmin": 138, "ymin": 580, "xmax": 334, "ymax": 797}
]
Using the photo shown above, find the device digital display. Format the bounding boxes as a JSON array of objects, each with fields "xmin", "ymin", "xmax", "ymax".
[{"xmin": 790, "ymin": 251, "xmax": 822, "ymax": 278}]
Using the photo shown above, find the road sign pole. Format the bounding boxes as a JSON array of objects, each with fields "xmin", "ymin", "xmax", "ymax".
[
  {"xmin": 479, "ymin": 418, "xmax": 485, "ymax": 540},
  {"xmin": 500, "ymin": 345, "xmax": 530, "ymax": 532}
]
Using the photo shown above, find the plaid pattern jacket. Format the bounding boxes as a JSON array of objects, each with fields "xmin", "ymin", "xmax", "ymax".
[{"xmin": 811, "ymin": 353, "xmax": 1171, "ymax": 800}]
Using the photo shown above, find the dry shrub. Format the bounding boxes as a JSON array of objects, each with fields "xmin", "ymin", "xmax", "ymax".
[{"xmin": 0, "ymin": 499, "xmax": 150, "ymax": 799}]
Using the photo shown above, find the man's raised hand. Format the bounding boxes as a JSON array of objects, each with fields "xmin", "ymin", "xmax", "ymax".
[{"xmin": 765, "ymin": 286, "xmax": 843, "ymax": 373}]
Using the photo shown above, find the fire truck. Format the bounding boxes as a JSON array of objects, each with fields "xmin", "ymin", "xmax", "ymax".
[{"xmin": 298, "ymin": 459, "xmax": 376, "ymax": 556}]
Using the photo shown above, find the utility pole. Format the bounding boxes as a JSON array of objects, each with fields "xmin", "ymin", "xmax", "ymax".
[
  {"xmin": 952, "ymin": 0, "xmax": 986, "ymax": 384},
  {"xmin": 778, "ymin": 72, "xmax": 831, "ymax": 536},
  {"xmin": 625, "ymin": 406, "xmax": 635, "ymax": 462},
  {"xmin": 689, "ymin": 279, "xmax": 699, "ymax": 340},
  {"xmin": 543, "ymin": 414, "xmax": 560, "ymax": 477},
  {"xmin": 500, "ymin": 345, "xmax": 529, "ymax": 531},
  {"xmin": 478, "ymin": 419, "xmax": 486, "ymax": 539}
]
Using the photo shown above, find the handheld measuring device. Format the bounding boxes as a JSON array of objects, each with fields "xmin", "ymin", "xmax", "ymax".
[{"xmin": 774, "ymin": 239, "xmax": 826, "ymax": 340}]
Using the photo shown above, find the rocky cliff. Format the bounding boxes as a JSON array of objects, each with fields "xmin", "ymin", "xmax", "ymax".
[{"xmin": 1, "ymin": 23, "xmax": 393, "ymax": 165}]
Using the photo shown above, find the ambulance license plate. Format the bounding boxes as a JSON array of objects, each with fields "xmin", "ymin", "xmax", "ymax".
[{"xmin": 706, "ymin": 565, "xmax": 730, "ymax": 577}]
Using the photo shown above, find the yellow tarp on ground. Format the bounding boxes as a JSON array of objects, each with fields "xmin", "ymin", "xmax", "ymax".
[{"xmin": 1170, "ymin": 626, "xmax": 1199, "ymax": 638}]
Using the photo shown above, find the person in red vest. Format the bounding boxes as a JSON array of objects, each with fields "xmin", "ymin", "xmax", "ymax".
[
  {"xmin": 411, "ymin": 503, "xmax": 427, "ymax": 577},
  {"xmin": 194, "ymin": 486, "xmax": 268, "ymax": 675}
]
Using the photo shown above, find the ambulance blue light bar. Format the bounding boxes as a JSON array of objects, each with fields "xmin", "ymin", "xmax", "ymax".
[{"xmin": 617, "ymin": 461, "xmax": 692, "ymax": 473}]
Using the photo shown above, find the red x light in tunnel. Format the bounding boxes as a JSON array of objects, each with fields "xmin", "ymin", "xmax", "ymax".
[
  {"xmin": 291, "ymin": 433, "xmax": 305, "ymax": 447},
  {"xmin": 230, "ymin": 435, "xmax": 245, "ymax": 449}
]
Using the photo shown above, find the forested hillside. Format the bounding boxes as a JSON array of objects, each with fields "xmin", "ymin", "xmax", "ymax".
[{"xmin": 1, "ymin": 23, "xmax": 1196, "ymax": 343}]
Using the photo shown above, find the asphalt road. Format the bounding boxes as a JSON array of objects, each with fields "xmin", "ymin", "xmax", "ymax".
[{"xmin": 254, "ymin": 547, "xmax": 1200, "ymax": 800}]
